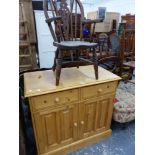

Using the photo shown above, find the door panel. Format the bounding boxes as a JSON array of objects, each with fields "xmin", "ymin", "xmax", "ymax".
[
  {"xmin": 84, "ymin": 102, "xmax": 96, "ymax": 133},
  {"xmin": 33, "ymin": 103, "xmax": 78, "ymax": 154},
  {"xmin": 60, "ymin": 107, "xmax": 74, "ymax": 141},
  {"xmin": 79, "ymin": 98, "xmax": 97, "ymax": 138},
  {"xmin": 95, "ymin": 99, "xmax": 108, "ymax": 130},
  {"xmin": 79, "ymin": 95, "xmax": 114, "ymax": 139},
  {"xmin": 44, "ymin": 113, "xmax": 57, "ymax": 146}
]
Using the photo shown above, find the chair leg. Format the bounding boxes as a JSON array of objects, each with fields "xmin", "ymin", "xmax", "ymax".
[
  {"xmin": 92, "ymin": 48, "xmax": 98, "ymax": 80},
  {"xmin": 56, "ymin": 59, "xmax": 62, "ymax": 86},
  {"xmin": 94, "ymin": 64, "xmax": 98, "ymax": 80},
  {"xmin": 55, "ymin": 50, "xmax": 62, "ymax": 86},
  {"xmin": 76, "ymin": 49, "xmax": 79, "ymax": 68},
  {"xmin": 119, "ymin": 61, "xmax": 123, "ymax": 77},
  {"xmin": 52, "ymin": 49, "xmax": 59, "ymax": 71}
]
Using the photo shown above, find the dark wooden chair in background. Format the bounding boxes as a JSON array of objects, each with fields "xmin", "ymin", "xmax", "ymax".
[
  {"xmin": 43, "ymin": 0, "xmax": 103, "ymax": 85},
  {"xmin": 91, "ymin": 32, "xmax": 121, "ymax": 72},
  {"xmin": 119, "ymin": 29, "xmax": 135, "ymax": 81}
]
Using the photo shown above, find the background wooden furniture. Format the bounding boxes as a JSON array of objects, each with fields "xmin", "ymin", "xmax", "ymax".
[
  {"xmin": 119, "ymin": 29, "xmax": 135, "ymax": 79},
  {"xmin": 121, "ymin": 14, "xmax": 135, "ymax": 30},
  {"xmin": 122, "ymin": 29, "xmax": 135, "ymax": 60},
  {"xmin": 19, "ymin": 2, "xmax": 34, "ymax": 71},
  {"xmin": 24, "ymin": 65, "xmax": 121, "ymax": 155},
  {"xmin": 87, "ymin": 32, "xmax": 121, "ymax": 74},
  {"xmin": 19, "ymin": 0, "xmax": 38, "ymax": 70},
  {"xmin": 123, "ymin": 61, "xmax": 135, "ymax": 83},
  {"xmin": 98, "ymin": 32, "xmax": 121, "ymax": 67}
]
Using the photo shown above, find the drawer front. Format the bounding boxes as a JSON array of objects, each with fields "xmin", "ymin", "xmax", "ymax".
[
  {"xmin": 81, "ymin": 81, "xmax": 117, "ymax": 100},
  {"xmin": 32, "ymin": 89, "xmax": 79, "ymax": 110}
]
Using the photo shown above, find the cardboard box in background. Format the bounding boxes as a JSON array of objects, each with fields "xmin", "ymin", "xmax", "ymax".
[{"xmin": 87, "ymin": 11, "xmax": 120, "ymax": 32}]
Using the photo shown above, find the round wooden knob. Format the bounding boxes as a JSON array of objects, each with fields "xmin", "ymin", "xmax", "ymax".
[
  {"xmin": 43, "ymin": 100, "xmax": 47, "ymax": 104},
  {"xmin": 55, "ymin": 97, "xmax": 60, "ymax": 103},
  {"xmin": 74, "ymin": 122, "xmax": 78, "ymax": 127},
  {"xmin": 80, "ymin": 121, "xmax": 84, "ymax": 125},
  {"xmin": 98, "ymin": 88, "xmax": 102, "ymax": 93},
  {"xmin": 38, "ymin": 75, "xmax": 42, "ymax": 79},
  {"xmin": 67, "ymin": 97, "xmax": 70, "ymax": 101}
]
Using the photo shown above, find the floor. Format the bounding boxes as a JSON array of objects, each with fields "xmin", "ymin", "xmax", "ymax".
[{"xmin": 69, "ymin": 80, "xmax": 135, "ymax": 155}]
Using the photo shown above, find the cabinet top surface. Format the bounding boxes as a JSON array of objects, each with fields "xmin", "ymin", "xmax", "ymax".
[{"xmin": 24, "ymin": 65, "xmax": 121, "ymax": 97}]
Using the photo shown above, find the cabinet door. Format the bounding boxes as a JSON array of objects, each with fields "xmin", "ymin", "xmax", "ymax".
[
  {"xmin": 79, "ymin": 94, "xmax": 114, "ymax": 139},
  {"xmin": 33, "ymin": 103, "xmax": 78, "ymax": 154}
]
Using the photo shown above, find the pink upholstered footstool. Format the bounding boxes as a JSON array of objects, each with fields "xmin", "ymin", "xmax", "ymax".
[{"xmin": 113, "ymin": 89, "xmax": 135, "ymax": 123}]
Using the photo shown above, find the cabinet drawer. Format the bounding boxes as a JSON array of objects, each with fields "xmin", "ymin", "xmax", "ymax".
[
  {"xmin": 32, "ymin": 89, "xmax": 79, "ymax": 110},
  {"xmin": 81, "ymin": 81, "xmax": 117, "ymax": 100}
]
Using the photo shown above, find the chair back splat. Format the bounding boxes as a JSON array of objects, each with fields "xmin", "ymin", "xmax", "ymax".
[{"xmin": 43, "ymin": 0, "xmax": 84, "ymax": 42}]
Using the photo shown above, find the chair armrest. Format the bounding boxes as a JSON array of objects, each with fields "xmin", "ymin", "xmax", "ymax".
[
  {"xmin": 82, "ymin": 18, "xmax": 103, "ymax": 24},
  {"xmin": 45, "ymin": 16, "xmax": 62, "ymax": 23}
]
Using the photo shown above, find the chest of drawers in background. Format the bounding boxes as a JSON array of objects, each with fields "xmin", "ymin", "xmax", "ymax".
[{"xmin": 24, "ymin": 65, "xmax": 121, "ymax": 155}]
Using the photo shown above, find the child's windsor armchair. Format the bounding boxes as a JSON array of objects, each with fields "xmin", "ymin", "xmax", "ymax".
[{"xmin": 43, "ymin": 0, "xmax": 103, "ymax": 85}]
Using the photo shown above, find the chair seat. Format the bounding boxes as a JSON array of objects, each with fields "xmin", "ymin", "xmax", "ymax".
[{"xmin": 53, "ymin": 40, "xmax": 98, "ymax": 49}]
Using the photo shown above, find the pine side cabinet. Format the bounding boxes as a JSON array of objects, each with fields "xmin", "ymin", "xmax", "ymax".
[{"xmin": 24, "ymin": 65, "xmax": 121, "ymax": 155}]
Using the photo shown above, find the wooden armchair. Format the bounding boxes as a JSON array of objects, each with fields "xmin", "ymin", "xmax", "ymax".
[
  {"xmin": 43, "ymin": 0, "xmax": 103, "ymax": 85},
  {"xmin": 90, "ymin": 32, "xmax": 121, "ymax": 72}
]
